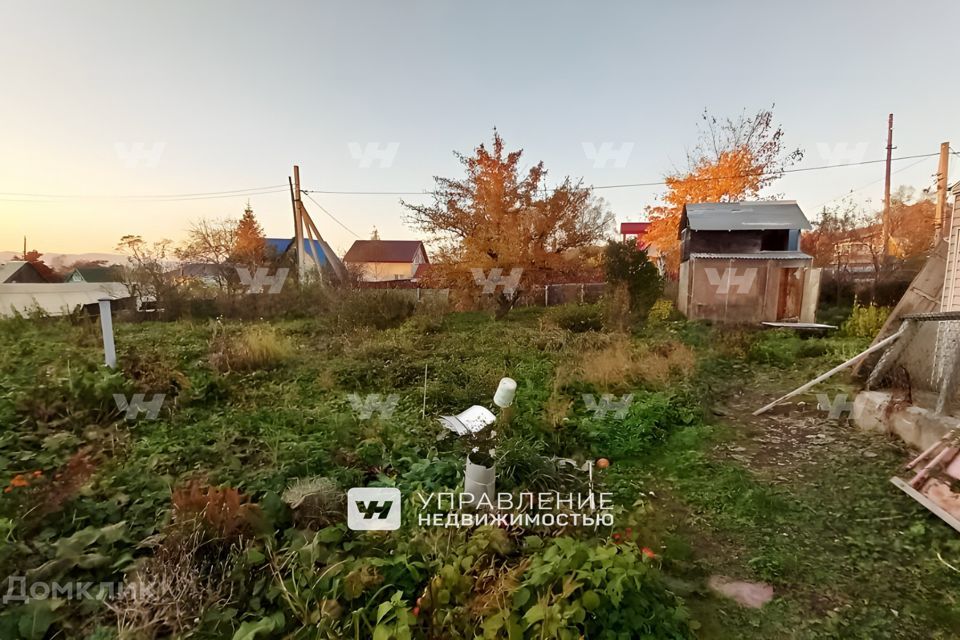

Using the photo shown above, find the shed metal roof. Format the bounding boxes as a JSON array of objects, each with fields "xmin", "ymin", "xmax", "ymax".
[
  {"xmin": 683, "ymin": 201, "xmax": 811, "ymax": 231},
  {"xmin": 0, "ymin": 282, "xmax": 130, "ymax": 318},
  {"xmin": 690, "ymin": 251, "xmax": 812, "ymax": 260}
]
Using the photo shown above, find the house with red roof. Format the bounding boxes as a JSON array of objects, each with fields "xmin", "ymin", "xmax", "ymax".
[{"xmin": 343, "ymin": 240, "xmax": 429, "ymax": 282}]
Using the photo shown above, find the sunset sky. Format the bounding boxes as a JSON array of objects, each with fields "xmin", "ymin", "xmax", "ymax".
[{"xmin": 1, "ymin": 0, "xmax": 957, "ymax": 257}]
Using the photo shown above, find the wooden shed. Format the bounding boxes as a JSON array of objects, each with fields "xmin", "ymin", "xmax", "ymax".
[{"xmin": 676, "ymin": 201, "xmax": 821, "ymax": 324}]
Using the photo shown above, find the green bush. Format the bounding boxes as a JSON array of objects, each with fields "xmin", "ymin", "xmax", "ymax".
[
  {"xmin": 577, "ymin": 391, "xmax": 700, "ymax": 459},
  {"xmin": 603, "ymin": 240, "xmax": 663, "ymax": 318},
  {"xmin": 544, "ymin": 303, "xmax": 604, "ymax": 333},
  {"xmin": 747, "ymin": 330, "xmax": 804, "ymax": 368},
  {"xmin": 647, "ymin": 298, "xmax": 675, "ymax": 325},
  {"xmin": 506, "ymin": 537, "xmax": 693, "ymax": 639},
  {"xmin": 335, "ymin": 289, "xmax": 417, "ymax": 330},
  {"xmin": 841, "ymin": 302, "xmax": 891, "ymax": 338}
]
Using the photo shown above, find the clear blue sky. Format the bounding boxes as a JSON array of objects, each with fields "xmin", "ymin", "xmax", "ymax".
[{"xmin": 1, "ymin": 0, "xmax": 957, "ymax": 256}]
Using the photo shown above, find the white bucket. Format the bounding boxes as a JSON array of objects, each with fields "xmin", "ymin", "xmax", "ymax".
[
  {"xmin": 494, "ymin": 377, "xmax": 517, "ymax": 408},
  {"xmin": 464, "ymin": 454, "xmax": 496, "ymax": 507}
]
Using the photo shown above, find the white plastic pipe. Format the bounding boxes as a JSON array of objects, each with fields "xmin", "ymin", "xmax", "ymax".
[{"xmin": 98, "ymin": 298, "xmax": 117, "ymax": 369}]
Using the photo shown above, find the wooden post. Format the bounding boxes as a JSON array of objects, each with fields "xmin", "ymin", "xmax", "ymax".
[
  {"xmin": 98, "ymin": 298, "xmax": 117, "ymax": 369},
  {"xmin": 881, "ymin": 114, "xmax": 894, "ymax": 264},
  {"xmin": 292, "ymin": 165, "xmax": 306, "ymax": 282},
  {"xmin": 935, "ymin": 142, "xmax": 950, "ymax": 242}
]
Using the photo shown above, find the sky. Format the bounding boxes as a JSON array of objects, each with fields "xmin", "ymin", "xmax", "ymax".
[{"xmin": 0, "ymin": 0, "xmax": 957, "ymax": 258}]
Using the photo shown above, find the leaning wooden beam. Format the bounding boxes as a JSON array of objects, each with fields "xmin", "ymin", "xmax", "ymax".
[{"xmin": 752, "ymin": 324, "xmax": 910, "ymax": 416}]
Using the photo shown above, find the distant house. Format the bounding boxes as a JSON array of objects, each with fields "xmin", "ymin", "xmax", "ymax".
[
  {"xmin": 0, "ymin": 261, "xmax": 48, "ymax": 284},
  {"xmin": 343, "ymin": 240, "xmax": 429, "ymax": 282},
  {"xmin": 65, "ymin": 265, "xmax": 124, "ymax": 283},
  {"xmin": 676, "ymin": 201, "xmax": 821, "ymax": 324},
  {"xmin": 168, "ymin": 263, "xmax": 234, "ymax": 288},
  {"xmin": 266, "ymin": 237, "xmax": 346, "ymax": 281},
  {"xmin": 619, "ymin": 221, "xmax": 663, "ymax": 272}
]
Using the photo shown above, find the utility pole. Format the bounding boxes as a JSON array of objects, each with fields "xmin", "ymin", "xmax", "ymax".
[
  {"xmin": 934, "ymin": 141, "xmax": 950, "ymax": 242},
  {"xmin": 291, "ymin": 165, "xmax": 306, "ymax": 281},
  {"xmin": 881, "ymin": 113, "xmax": 894, "ymax": 264}
]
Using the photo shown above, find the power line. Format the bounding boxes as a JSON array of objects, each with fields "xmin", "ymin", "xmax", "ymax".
[
  {"xmin": 812, "ymin": 155, "xmax": 936, "ymax": 212},
  {"xmin": 0, "ymin": 184, "xmax": 289, "ymax": 202},
  {"xmin": 303, "ymin": 152, "xmax": 943, "ymax": 196},
  {"xmin": 301, "ymin": 191, "xmax": 360, "ymax": 238},
  {"xmin": 0, "ymin": 151, "xmax": 943, "ymax": 203}
]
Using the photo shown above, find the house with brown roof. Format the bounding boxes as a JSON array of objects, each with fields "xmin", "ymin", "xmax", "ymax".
[{"xmin": 343, "ymin": 240, "xmax": 428, "ymax": 282}]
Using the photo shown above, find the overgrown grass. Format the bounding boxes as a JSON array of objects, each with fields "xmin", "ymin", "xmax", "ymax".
[{"xmin": 0, "ymin": 311, "xmax": 957, "ymax": 639}]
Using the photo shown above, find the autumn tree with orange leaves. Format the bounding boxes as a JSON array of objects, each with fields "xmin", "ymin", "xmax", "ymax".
[
  {"xmin": 402, "ymin": 131, "xmax": 613, "ymax": 309},
  {"xmin": 646, "ymin": 107, "xmax": 803, "ymax": 274}
]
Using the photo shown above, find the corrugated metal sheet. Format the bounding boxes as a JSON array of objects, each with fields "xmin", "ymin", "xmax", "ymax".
[
  {"xmin": 684, "ymin": 201, "xmax": 812, "ymax": 231},
  {"xmin": 0, "ymin": 283, "xmax": 130, "ymax": 318},
  {"xmin": 690, "ymin": 251, "xmax": 812, "ymax": 260}
]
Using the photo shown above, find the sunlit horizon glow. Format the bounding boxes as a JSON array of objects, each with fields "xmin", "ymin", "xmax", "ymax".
[{"xmin": 1, "ymin": 0, "xmax": 956, "ymax": 257}]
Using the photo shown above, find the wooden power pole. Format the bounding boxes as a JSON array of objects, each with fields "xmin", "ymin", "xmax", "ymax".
[
  {"xmin": 935, "ymin": 141, "xmax": 950, "ymax": 241},
  {"xmin": 881, "ymin": 113, "xmax": 894, "ymax": 263},
  {"xmin": 291, "ymin": 165, "xmax": 306, "ymax": 281}
]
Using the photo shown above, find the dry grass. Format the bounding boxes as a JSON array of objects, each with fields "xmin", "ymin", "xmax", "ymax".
[
  {"xmin": 558, "ymin": 334, "xmax": 696, "ymax": 391},
  {"xmin": 209, "ymin": 324, "xmax": 294, "ymax": 372}
]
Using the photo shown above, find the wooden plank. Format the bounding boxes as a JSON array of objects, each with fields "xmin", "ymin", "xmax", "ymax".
[
  {"xmin": 891, "ymin": 476, "xmax": 960, "ymax": 535},
  {"xmin": 753, "ymin": 324, "xmax": 908, "ymax": 415}
]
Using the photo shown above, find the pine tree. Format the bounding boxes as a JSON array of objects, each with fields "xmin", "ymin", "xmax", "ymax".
[{"xmin": 233, "ymin": 202, "xmax": 266, "ymax": 266}]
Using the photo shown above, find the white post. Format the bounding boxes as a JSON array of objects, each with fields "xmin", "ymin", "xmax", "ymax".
[{"xmin": 98, "ymin": 298, "xmax": 117, "ymax": 369}]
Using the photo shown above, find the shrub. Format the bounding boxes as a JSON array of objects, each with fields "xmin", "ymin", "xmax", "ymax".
[
  {"xmin": 335, "ymin": 290, "xmax": 416, "ymax": 330},
  {"xmin": 647, "ymin": 298, "xmax": 675, "ymax": 325},
  {"xmin": 544, "ymin": 303, "xmax": 604, "ymax": 333},
  {"xmin": 747, "ymin": 330, "xmax": 804, "ymax": 368},
  {"xmin": 506, "ymin": 537, "xmax": 692, "ymax": 639},
  {"xmin": 603, "ymin": 239, "xmax": 663, "ymax": 318},
  {"xmin": 578, "ymin": 390, "xmax": 700, "ymax": 459},
  {"xmin": 841, "ymin": 302, "xmax": 891, "ymax": 338}
]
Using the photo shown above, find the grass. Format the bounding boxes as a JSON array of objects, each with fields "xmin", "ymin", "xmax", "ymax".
[{"xmin": 0, "ymin": 307, "xmax": 958, "ymax": 638}]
